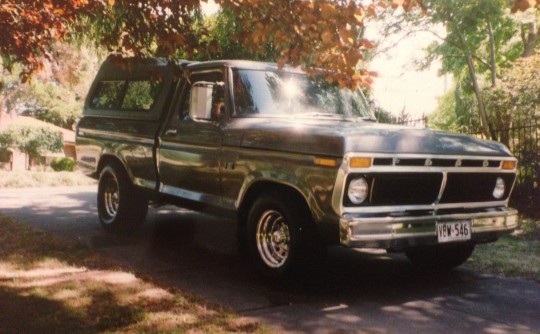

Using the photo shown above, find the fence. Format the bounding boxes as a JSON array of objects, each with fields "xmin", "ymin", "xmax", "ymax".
[{"xmin": 395, "ymin": 116, "xmax": 540, "ymax": 215}]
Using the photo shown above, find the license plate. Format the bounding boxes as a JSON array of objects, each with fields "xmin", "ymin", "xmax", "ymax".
[{"xmin": 437, "ymin": 221, "xmax": 472, "ymax": 243}]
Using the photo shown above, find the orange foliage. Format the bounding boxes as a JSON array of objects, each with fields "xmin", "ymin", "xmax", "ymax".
[
  {"xmin": 0, "ymin": 0, "xmax": 440, "ymax": 88},
  {"xmin": 511, "ymin": 0, "xmax": 540, "ymax": 12},
  {"xmin": 0, "ymin": 0, "xmax": 98, "ymax": 81}
]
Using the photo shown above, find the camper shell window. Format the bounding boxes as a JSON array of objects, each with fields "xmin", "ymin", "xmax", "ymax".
[{"xmin": 90, "ymin": 80, "xmax": 163, "ymax": 112}]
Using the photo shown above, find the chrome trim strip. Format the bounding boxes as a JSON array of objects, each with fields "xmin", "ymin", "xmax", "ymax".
[
  {"xmin": 342, "ymin": 200, "xmax": 510, "ymax": 214},
  {"xmin": 435, "ymin": 171, "xmax": 447, "ymax": 204},
  {"xmin": 79, "ymin": 128, "xmax": 155, "ymax": 144}
]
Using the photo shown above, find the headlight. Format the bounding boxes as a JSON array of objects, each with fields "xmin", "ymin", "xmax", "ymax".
[
  {"xmin": 348, "ymin": 177, "xmax": 369, "ymax": 204},
  {"xmin": 493, "ymin": 177, "xmax": 505, "ymax": 199}
]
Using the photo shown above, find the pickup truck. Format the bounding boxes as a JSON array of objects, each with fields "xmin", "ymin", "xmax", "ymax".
[{"xmin": 76, "ymin": 57, "xmax": 518, "ymax": 278}]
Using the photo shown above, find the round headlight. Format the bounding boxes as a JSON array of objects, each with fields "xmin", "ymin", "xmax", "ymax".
[
  {"xmin": 493, "ymin": 177, "xmax": 505, "ymax": 199},
  {"xmin": 348, "ymin": 177, "xmax": 369, "ymax": 204}
]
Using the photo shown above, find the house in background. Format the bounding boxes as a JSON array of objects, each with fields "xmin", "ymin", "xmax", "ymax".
[{"xmin": 0, "ymin": 115, "xmax": 75, "ymax": 171}]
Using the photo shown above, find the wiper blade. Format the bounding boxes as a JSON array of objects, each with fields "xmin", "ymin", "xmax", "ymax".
[
  {"xmin": 357, "ymin": 117, "xmax": 377, "ymax": 122},
  {"xmin": 294, "ymin": 112, "xmax": 354, "ymax": 121}
]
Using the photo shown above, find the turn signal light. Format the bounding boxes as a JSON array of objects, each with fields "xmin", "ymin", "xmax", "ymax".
[
  {"xmin": 349, "ymin": 157, "xmax": 372, "ymax": 168},
  {"xmin": 314, "ymin": 157, "xmax": 338, "ymax": 167},
  {"xmin": 501, "ymin": 161, "xmax": 517, "ymax": 170}
]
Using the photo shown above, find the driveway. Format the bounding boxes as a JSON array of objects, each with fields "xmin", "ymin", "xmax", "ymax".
[{"xmin": 0, "ymin": 186, "xmax": 538, "ymax": 333}]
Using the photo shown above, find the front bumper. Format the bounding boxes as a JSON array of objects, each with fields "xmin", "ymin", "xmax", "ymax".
[{"xmin": 340, "ymin": 207, "xmax": 518, "ymax": 250}]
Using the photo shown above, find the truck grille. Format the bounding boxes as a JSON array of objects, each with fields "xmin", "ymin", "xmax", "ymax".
[
  {"xmin": 344, "ymin": 172, "xmax": 515, "ymax": 207},
  {"xmin": 440, "ymin": 173, "xmax": 515, "ymax": 203}
]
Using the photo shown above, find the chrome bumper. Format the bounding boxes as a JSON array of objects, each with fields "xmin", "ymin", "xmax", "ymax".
[{"xmin": 340, "ymin": 207, "xmax": 518, "ymax": 250}]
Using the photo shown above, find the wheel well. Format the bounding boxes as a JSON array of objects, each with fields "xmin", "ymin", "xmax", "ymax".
[
  {"xmin": 97, "ymin": 155, "xmax": 128, "ymax": 178},
  {"xmin": 238, "ymin": 181, "xmax": 314, "ymax": 232}
]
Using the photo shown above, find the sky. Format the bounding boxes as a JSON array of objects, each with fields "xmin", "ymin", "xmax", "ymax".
[{"xmin": 368, "ymin": 30, "xmax": 449, "ymax": 118}]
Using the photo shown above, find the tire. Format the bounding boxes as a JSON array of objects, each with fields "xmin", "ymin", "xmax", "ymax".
[
  {"xmin": 246, "ymin": 192, "xmax": 319, "ymax": 278},
  {"xmin": 405, "ymin": 243, "xmax": 475, "ymax": 270},
  {"xmin": 97, "ymin": 164, "xmax": 148, "ymax": 233}
]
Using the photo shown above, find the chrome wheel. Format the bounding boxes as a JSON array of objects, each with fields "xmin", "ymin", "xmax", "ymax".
[
  {"xmin": 97, "ymin": 164, "xmax": 148, "ymax": 233},
  {"xmin": 102, "ymin": 173, "xmax": 119, "ymax": 221},
  {"xmin": 256, "ymin": 209, "xmax": 291, "ymax": 268}
]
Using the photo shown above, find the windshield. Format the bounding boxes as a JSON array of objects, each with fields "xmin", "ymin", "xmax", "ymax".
[{"xmin": 232, "ymin": 69, "xmax": 375, "ymax": 120}]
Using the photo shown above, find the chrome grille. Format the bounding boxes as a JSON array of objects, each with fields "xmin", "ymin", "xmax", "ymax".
[
  {"xmin": 372, "ymin": 157, "xmax": 502, "ymax": 168},
  {"xmin": 344, "ymin": 173, "xmax": 442, "ymax": 207},
  {"xmin": 344, "ymin": 172, "xmax": 515, "ymax": 207},
  {"xmin": 440, "ymin": 173, "xmax": 515, "ymax": 203}
]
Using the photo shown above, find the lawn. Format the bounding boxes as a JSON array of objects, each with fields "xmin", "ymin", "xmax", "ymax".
[
  {"xmin": 0, "ymin": 213, "xmax": 264, "ymax": 333},
  {"xmin": 467, "ymin": 217, "xmax": 540, "ymax": 282},
  {"xmin": 0, "ymin": 171, "xmax": 96, "ymax": 188}
]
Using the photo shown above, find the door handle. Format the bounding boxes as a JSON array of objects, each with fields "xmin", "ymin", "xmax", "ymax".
[{"xmin": 165, "ymin": 129, "xmax": 177, "ymax": 136}]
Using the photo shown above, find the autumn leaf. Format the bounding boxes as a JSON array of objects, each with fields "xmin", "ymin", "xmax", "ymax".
[{"xmin": 511, "ymin": 0, "xmax": 537, "ymax": 12}]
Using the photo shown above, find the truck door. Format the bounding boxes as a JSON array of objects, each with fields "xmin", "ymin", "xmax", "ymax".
[{"xmin": 158, "ymin": 70, "xmax": 224, "ymax": 208}]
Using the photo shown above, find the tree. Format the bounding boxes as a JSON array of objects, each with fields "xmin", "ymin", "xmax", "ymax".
[
  {"xmin": 0, "ymin": 123, "xmax": 63, "ymax": 169},
  {"xmin": 0, "ymin": 61, "xmax": 24, "ymax": 123},
  {"xmin": 1, "ymin": 0, "xmax": 390, "ymax": 89},
  {"xmin": 0, "ymin": 0, "xmax": 95, "ymax": 79},
  {"xmin": 429, "ymin": 83, "xmax": 481, "ymax": 134},
  {"xmin": 416, "ymin": 0, "xmax": 520, "ymax": 139},
  {"xmin": 2, "ymin": 1, "xmax": 535, "ymax": 88},
  {"xmin": 483, "ymin": 53, "xmax": 540, "ymax": 143},
  {"xmin": 1, "ymin": 42, "xmax": 101, "ymax": 129},
  {"xmin": 511, "ymin": 5, "xmax": 540, "ymax": 56}
]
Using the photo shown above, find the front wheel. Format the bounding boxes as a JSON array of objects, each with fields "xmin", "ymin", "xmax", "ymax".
[
  {"xmin": 97, "ymin": 164, "xmax": 148, "ymax": 233},
  {"xmin": 246, "ymin": 193, "xmax": 317, "ymax": 278},
  {"xmin": 405, "ymin": 243, "xmax": 475, "ymax": 270}
]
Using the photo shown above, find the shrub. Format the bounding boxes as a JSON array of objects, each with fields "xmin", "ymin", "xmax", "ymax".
[{"xmin": 50, "ymin": 157, "xmax": 75, "ymax": 172}]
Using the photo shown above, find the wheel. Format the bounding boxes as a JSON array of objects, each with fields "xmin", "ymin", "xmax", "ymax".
[
  {"xmin": 246, "ymin": 192, "xmax": 318, "ymax": 278},
  {"xmin": 405, "ymin": 243, "xmax": 475, "ymax": 270},
  {"xmin": 97, "ymin": 164, "xmax": 148, "ymax": 233}
]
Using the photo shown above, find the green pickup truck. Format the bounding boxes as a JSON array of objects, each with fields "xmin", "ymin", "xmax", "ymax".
[{"xmin": 76, "ymin": 57, "xmax": 518, "ymax": 278}]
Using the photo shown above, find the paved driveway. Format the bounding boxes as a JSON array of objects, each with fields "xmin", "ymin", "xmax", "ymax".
[{"xmin": 0, "ymin": 186, "xmax": 538, "ymax": 333}]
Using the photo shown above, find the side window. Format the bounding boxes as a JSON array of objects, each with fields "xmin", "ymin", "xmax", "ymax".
[{"xmin": 89, "ymin": 80, "xmax": 162, "ymax": 111}]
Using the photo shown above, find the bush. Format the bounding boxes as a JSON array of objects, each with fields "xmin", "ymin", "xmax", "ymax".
[{"xmin": 50, "ymin": 157, "xmax": 75, "ymax": 172}]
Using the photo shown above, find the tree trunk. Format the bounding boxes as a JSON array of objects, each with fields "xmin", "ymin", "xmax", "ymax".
[
  {"xmin": 488, "ymin": 22, "xmax": 497, "ymax": 88},
  {"xmin": 521, "ymin": 22, "xmax": 539, "ymax": 57},
  {"xmin": 0, "ymin": 83, "xmax": 23, "ymax": 125},
  {"xmin": 454, "ymin": 22, "xmax": 492, "ymax": 139}
]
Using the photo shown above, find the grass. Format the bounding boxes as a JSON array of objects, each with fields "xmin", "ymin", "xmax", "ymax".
[
  {"xmin": 0, "ymin": 170, "xmax": 96, "ymax": 188},
  {"xmin": 0, "ymin": 213, "xmax": 264, "ymax": 334},
  {"xmin": 467, "ymin": 217, "xmax": 540, "ymax": 282}
]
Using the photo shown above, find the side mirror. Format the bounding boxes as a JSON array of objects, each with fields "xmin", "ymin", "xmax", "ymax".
[
  {"xmin": 189, "ymin": 81, "xmax": 226, "ymax": 122},
  {"xmin": 189, "ymin": 82, "xmax": 214, "ymax": 121}
]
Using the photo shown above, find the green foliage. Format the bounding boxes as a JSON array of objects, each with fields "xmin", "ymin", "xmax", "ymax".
[
  {"xmin": 482, "ymin": 54, "xmax": 540, "ymax": 183},
  {"xmin": 174, "ymin": 9, "xmax": 279, "ymax": 62},
  {"xmin": 0, "ymin": 124, "xmax": 63, "ymax": 158},
  {"xmin": 483, "ymin": 54, "xmax": 540, "ymax": 122},
  {"xmin": 18, "ymin": 81, "xmax": 82, "ymax": 130},
  {"xmin": 50, "ymin": 157, "xmax": 75, "ymax": 172},
  {"xmin": 429, "ymin": 82, "xmax": 482, "ymax": 133},
  {"xmin": 121, "ymin": 81, "xmax": 161, "ymax": 110},
  {"xmin": 423, "ymin": 0, "xmax": 520, "ymax": 77}
]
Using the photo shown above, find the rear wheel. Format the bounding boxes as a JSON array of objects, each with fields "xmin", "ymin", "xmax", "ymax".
[
  {"xmin": 246, "ymin": 192, "xmax": 319, "ymax": 278},
  {"xmin": 97, "ymin": 164, "xmax": 148, "ymax": 233},
  {"xmin": 405, "ymin": 243, "xmax": 475, "ymax": 270}
]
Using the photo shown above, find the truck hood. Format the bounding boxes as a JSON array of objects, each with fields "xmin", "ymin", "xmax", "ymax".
[{"xmin": 224, "ymin": 118, "xmax": 513, "ymax": 158}]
